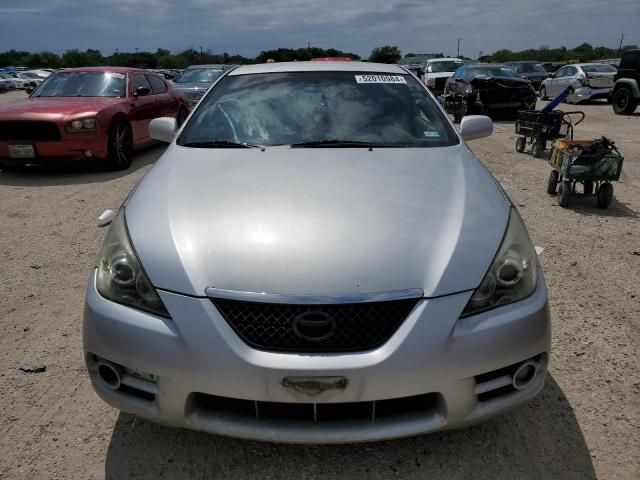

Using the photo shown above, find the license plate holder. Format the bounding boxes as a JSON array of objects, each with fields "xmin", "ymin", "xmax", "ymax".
[{"xmin": 9, "ymin": 144, "xmax": 35, "ymax": 159}]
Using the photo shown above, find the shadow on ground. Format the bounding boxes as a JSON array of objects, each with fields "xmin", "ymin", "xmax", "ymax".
[
  {"xmin": 0, "ymin": 144, "xmax": 165, "ymax": 187},
  {"xmin": 104, "ymin": 375, "xmax": 595, "ymax": 480}
]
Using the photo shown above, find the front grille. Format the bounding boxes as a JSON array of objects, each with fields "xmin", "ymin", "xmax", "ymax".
[
  {"xmin": 0, "ymin": 121, "xmax": 61, "ymax": 141},
  {"xmin": 187, "ymin": 392, "xmax": 440, "ymax": 424},
  {"xmin": 212, "ymin": 298, "xmax": 419, "ymax": 353}
]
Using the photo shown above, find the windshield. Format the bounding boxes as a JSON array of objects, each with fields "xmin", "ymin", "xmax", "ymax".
[
  {"xmin": 179, "ymin": 71, "xmax": 458, "ymax": 148},
  {"xmin": 516, "ymin": 63, "xmax": 547, "ymax": 74},
  {"xmin": 428, "ymin": 61, "xmax": 463, "ymax": 73},
  {"xmin": 176, "ymin": 68, "xmax": 223, "ymax": 83},
  {"xmin": 581, "ymin": 64, "xmax": 617, "ymax": 73},
  {"xmin": 33, "ymin": 71, "xmax": 126, "ymax": 97},
  {"xmin": 468, "ymin": 66, "xmax": 517, "ymax": 78}
]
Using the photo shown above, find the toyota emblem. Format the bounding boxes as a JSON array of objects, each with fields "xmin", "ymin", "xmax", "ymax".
[{"xmin": 292, "ymin": 311, "xmax": 336, "ymax": 342}]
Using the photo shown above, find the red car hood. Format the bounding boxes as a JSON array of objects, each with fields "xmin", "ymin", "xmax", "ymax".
[{"xmin": 0, "ymin": 97, "xmax": 121, "ymax": 121}]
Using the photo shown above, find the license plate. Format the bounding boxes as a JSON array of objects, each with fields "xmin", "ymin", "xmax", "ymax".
[{"xmin": 9, "ymin": 144, "xmax": 35, "ymax": 158}]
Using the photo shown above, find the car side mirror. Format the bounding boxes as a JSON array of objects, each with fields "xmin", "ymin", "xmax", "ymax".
[
  {"xmin": 460, "ymin": 115, "xmax": 493, "ymax": 141},
  {"xmin": 135, "ymin": 86, "xmax": 151, "ymax": 96},
  {"xmin": 25, "ymin": 87, "xmax": 34, "ymax": 95},
  {"xmin": 149, "ymin": 117, "xmax": 177, "ymax": 143}
]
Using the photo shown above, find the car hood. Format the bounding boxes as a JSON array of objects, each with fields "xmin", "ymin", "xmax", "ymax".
[
  {"xmin": 470, "ymin": 75, "xmax": 532, "ymax": 86},
  {"xmin": 0, "ymin": 97, "xmax": 119, "ymax": 120},
  {"xmin": 125, "ymin": 145, "xmax": 510, "ymax": 298}
]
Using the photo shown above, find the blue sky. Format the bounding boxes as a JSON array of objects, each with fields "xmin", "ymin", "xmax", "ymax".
[{"xmin": 1, "ymin": 0, "xmax": 638, "ymax": 58}]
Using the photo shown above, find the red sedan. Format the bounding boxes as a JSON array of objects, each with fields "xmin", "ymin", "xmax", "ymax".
[{"xmin": 0, "ymin": 67, "xmax": 188, "ymax": 170}]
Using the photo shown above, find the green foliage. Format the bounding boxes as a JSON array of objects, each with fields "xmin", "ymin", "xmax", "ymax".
[
  {"xmin": 486, "ymin": 43, "xmax": 637, "ymax": 63},
  {"xmin": 368, "ymin": 46, "xmax": 402, "ymax": 64},
  {"xmin": 255, "ymin": 47, "xmax": 360, "ymax": 63},
  {"xmin": 1, "ymin": 43, "xmax": 636, "ymax": 70}
]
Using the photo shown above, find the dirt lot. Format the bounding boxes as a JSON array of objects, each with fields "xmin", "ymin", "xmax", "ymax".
[{"xmin": 0, "ymin": 89, "xmax": 638, "ymax": 480}]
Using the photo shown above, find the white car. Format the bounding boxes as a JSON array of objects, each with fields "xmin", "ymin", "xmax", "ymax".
[
  {"xmin": 0, "ymin": 74, "xmax": 18, "ymax": 90},
  {"xmin": 422, "ymin": 58, "xmax": 465, "ymax": 95},
  {"xmin": 539, "ymin": 63, "xmax": 617, "ymax": 104}
]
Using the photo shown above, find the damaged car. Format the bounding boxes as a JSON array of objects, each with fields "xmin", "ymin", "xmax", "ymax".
[
  {"xmin": 445, "ymin": 64, "xmax": 536, "ymax": 117},
  {"xmin": 539, "ymin": 63, "xmax": 617, "ymax": 104}
]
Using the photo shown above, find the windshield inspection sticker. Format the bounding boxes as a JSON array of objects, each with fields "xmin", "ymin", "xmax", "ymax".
[
  {"xmin": 355, "ymin": 75, "xmax": 407, "ymax": 84},
  {"xmin": 423, "ymin": 130, "xmax": 441, "ymax": 138}
]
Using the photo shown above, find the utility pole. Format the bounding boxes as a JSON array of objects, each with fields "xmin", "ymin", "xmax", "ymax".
[
  {"xmin": 479, "ymin": 50, "xmax": 483, "ymax": 60},
  {"xmin": 618, "ymin": 33, "xmax": 624, "ymax": 54},
  {"xmin": 135, "ymin": 48, "xmax": 139, "ymax": 54},
  {"xmin": 457, "ymin": 39, "xmax": 461, "ymax": 57},
  {"xmin": 200, "ymin": 46, "xmax": 203, "ymax": 61},
  {"xmin": 307, "ymin": 42, "xmax": 311, "ymax": 49},
  {"xmin": 115, "ymin": 48, "xmax": 119, "ymax": 56}
]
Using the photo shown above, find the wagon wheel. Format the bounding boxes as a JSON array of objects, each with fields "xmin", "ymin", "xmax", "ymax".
[
  {"xmin": 515, "ymin": 137, "xmax": 526, "ymax": 153},
  {"xmin": 558, "ymin": 181, "xmax": 571, "ymax": 207},
  {"xmin": 596, "ymin": 182, "xmax": 613, "ymax": 209},
  {"xmin": 547, "ymin": 170, "xmax": 559, "ymax": 195},
  {"xmin": 532, "ymin": 139, "xmax": 545, "ymax": 158}
]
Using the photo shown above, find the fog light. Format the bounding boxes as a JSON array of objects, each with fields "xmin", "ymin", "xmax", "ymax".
[{"xmin": 84, "ymin": 150, "xmax": 93, "ymax": 158}]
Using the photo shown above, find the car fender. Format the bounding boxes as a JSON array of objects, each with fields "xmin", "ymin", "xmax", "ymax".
[{"xmin": 614, "ymin": 78, "xmax": 640, "ymax": 97}]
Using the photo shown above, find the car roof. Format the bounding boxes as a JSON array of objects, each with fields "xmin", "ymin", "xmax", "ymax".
[
  {"xmin": 428, "ymin": 58, "xmax": 463, "ymax": 62},
  {"xmin": 230, "ymin": 61, "xmax": 406, "ymax": 76},
  {"xmin": 185, "ymin": 64, "xmax": 228, "ymax": 69},
  {"xmin": 57, "ymin": 66, "xmax": 149, "ymax": 74}
]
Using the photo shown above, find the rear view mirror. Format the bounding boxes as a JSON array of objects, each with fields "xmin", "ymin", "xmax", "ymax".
[
  {"xmin": 149, "ymin": 117, "xmax": 178, "ymax": 143},
  {"xmin": 459, "ymin": 115, "xmax": 493, "ymax": 141}
]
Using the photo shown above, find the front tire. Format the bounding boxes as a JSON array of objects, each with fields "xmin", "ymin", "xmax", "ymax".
[
  {"xmin": 105, "ymin": 121, "xmax": 133, "ymax": 171},
  {"xmin": 539, "ymin": 86, "xmax": 548, "ymax": 101},
  {"xmin": 612, "ymin": 87, "xmax": 638, "ymax": 115},
  {"xmin": 596, "ymin": 182, "xmax": 613, "ymax": 208},
  {"xmin": 532, "ymin": 139, "xmax": 545, "ymax": 158},
  {"xmin": 558, "ymin": 181, "xmax": 571, "ymax": 207},
  {"xmin": 547, "ymin": 170, "xmax": 559, "ymax": 195},
  {"xmin": 515, "ymin": 137, "xmax": 526, "ymax": 153}
]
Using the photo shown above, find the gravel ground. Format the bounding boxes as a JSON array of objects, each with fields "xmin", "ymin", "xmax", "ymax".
[{"xmin": 0, "ymin": 89, "xmax": 638, "ymax": 479}]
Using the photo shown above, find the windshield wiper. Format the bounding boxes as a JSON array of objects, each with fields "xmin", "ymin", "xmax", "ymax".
[
  {"xmin": 180, "ymin": 140, "xmax": 259, "ymax": 149},
  {"xmin": 289, "ymin": 139, "xmax": 391, "ymax": 148}
]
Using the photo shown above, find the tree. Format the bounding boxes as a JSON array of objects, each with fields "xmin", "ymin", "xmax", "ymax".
[{"xmin": 368, "ymin": 46, "xmax": 402, "ymax": 64}]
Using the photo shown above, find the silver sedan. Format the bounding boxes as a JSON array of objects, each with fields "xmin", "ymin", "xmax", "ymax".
[
  {"xmin": 540, "ymin": 63, "xmax": 617, "ymax": 103},
  {"xmin": 83, "ymin": 61, "xmax": 550, "ymax": 443}
]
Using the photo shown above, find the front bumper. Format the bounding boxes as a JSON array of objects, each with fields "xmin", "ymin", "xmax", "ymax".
[
  {"xmin": 0, "ymin": 132, "xmax": 108, "ymax": 163},
  {"xmin": 83, "ymin": 268, "xmax": 551, "ymax": 443}
]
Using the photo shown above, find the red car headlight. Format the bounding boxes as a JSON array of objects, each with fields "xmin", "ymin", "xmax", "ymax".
[{"xmin": 67, "ymin": 118, "xmax": 98, "ymax": 132}]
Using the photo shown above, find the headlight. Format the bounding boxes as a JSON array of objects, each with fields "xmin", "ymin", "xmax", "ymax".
[
  {"xmin": 95, "ymin": 209, "xmax": 170, "ymax": 318},
  {"xmin": 67, "ymin": 117, "xmax": 98, "ymax": 132},
  {"xmin": 460, "ymin": 207, "xmax": 537, "ymax": 317}
]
